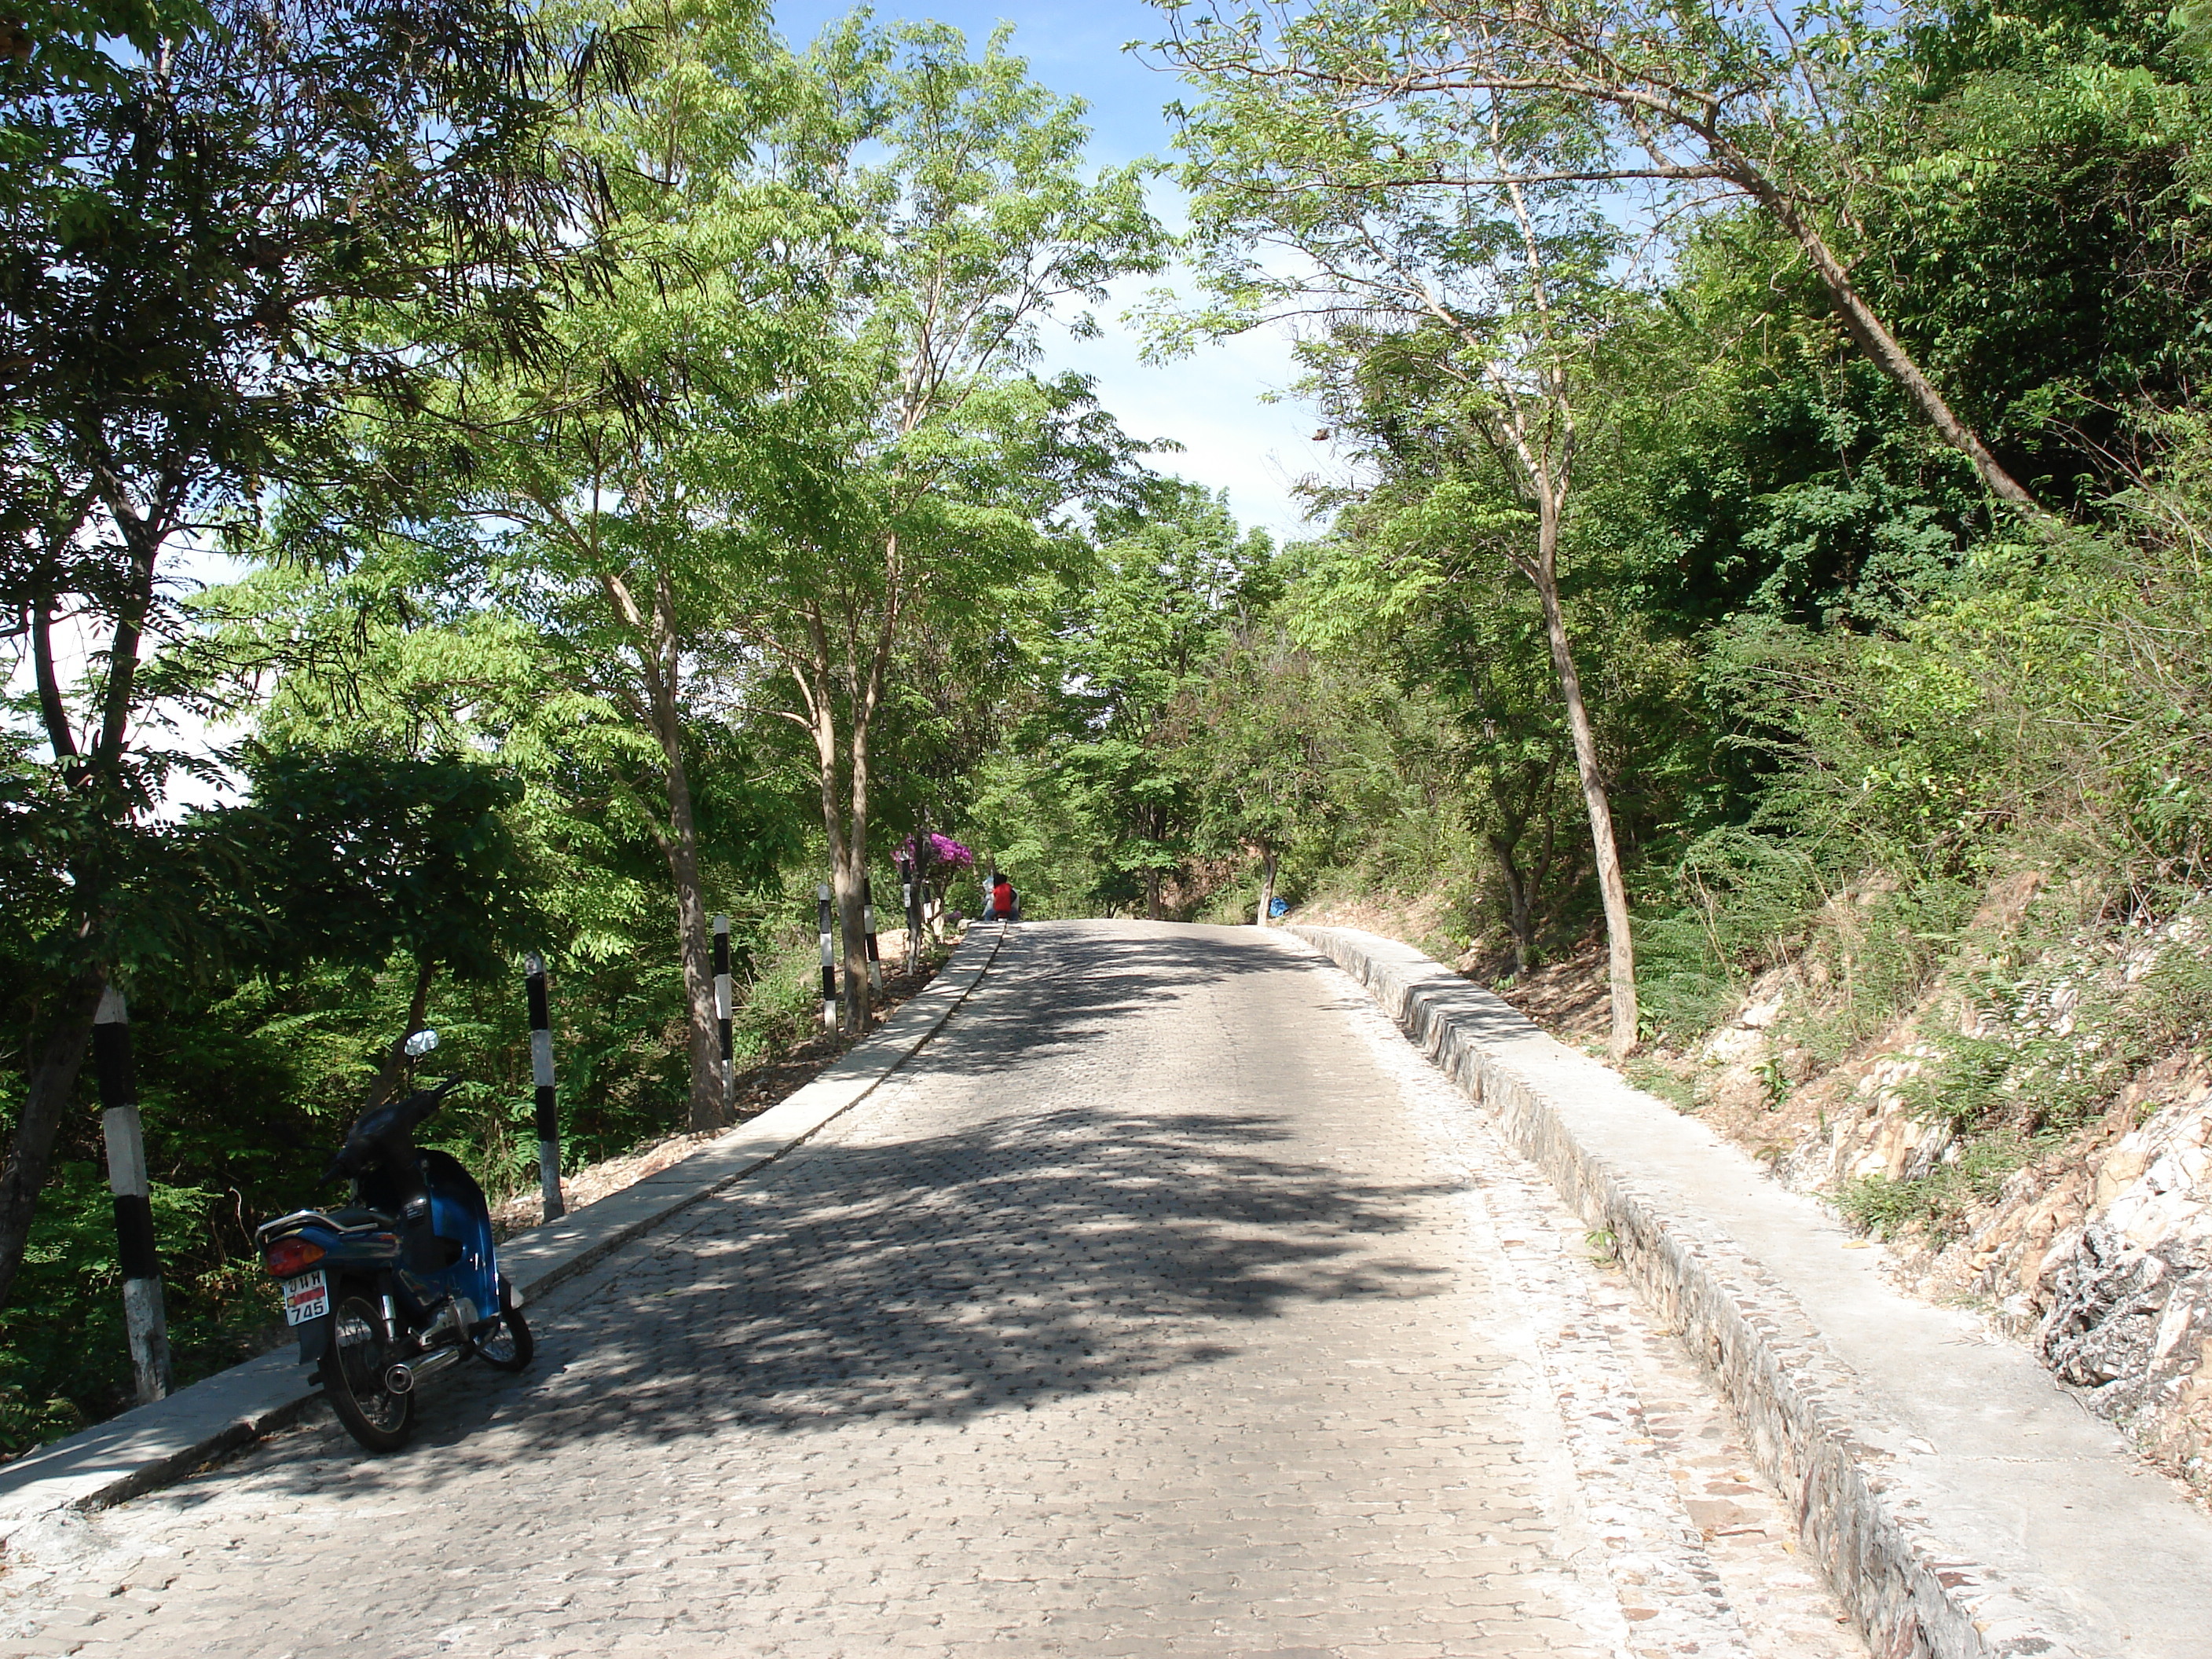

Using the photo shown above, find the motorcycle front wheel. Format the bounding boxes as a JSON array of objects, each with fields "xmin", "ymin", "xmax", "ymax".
[
  {"xmin": 473, "ymin": 1275, "xmax": 533, "ymax": 1373},
  {"xmin": 322, "ymin": 1290, "xmax": 416, "ymax": 1453}
]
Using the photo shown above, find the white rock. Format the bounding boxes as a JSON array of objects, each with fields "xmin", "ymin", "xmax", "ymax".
[
  {"xmin": 2153, "ymin": 1294, "xmax": 2199, "ymax": 1361},
  {"xmin": 2122, "ymin": 1192, "xmax": 2204, "ymax": 1253},
  {"xmin": 1704, "ymin": 1026, "xmax": 1765, "ymax": 1064},
  {"xmin": 2105, "ymin": 1192, "xmax": 2146, "ymax": 1240}
]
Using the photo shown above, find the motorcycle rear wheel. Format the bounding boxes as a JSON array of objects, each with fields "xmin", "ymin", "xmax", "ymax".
[
  {"xmin": 322, "ymin": 1291, "xmax": 416, "ymax": 1453},
  {"xmin": 473, "ymin": 1276, "xmax": 533, "ymax": 1373}
]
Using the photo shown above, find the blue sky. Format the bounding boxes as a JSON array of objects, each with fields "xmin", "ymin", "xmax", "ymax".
[
  {"xmin": 774, "ymin": 0, "xmax": 1324, "ymax": 544},
  {"xmin": 776, "ymin": 0, "xmax": 1185, "ymax": 167}
]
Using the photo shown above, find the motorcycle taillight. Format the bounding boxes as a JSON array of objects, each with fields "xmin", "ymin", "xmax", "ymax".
[{"xmin": 265, "ymin": 1236, "xmax": 326, "ymax": 1277}]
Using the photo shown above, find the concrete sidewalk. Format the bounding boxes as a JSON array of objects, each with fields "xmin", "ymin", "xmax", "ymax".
[
  {"xmin": 0, "ymin": 925, "xmax": 1005, "ymax": 1536},
  {"xmin": 1295, "ymin": 924, "xmax": 2212, "ymax": 1659}
]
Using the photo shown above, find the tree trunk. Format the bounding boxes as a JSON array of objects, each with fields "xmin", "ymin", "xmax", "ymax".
[
  {"xmin": 833, "ymin": 852, "xmax": 868, "ymax": 1035},
  {"xmin": 916, "ymin": 812, "xmax": 933, "ymax": 947},
  {"xmin": 904, "ymin": 811, "xmax": 925, "ymax": 975},
  {"xmin": 1489, "ymin": 833, "xmax": 1538, "ymax": 973},
  {"xmin": 1144, "ymin": 867, "xmax": 1161, "ymax": 921},
  {"xmin": 598, "ymin": 558, "xmax": 721, "ymax": 1132},
  {"xmin": 665, "ymin": 785, "xmax": 723, "ymax": 1132},
  {"xmin": 653, "ymin": 676, "xmax": 721, "ymax": 1132},
  {"xmin": 1529, "ymin": 503, "xmax": 1637, "ymax": 1061},
  {"xmin": 1258, "ymin": 847, "xmax": 1278, "ymax": 926},
  {"xmin": 0, "ymin": 507, "xmax": 171, "ymax": 1309},
  {"xmin": 358, "ymin": 958, "xmax": 440, "ymax": 1112},
  {"xmin": 1749, "ymin": 182, "xmax": 2049, "ymax": 520},
  {"xmin": 800, "ymin": 665, "xmax": 859, "ymax": 1042},
  {"xmin": 0, "ymin": 973, "xmax": 104, "ymax": 1309},
  {"xmin": 1488, "ymin": 760, "xmax": 1560, "ymax": 975}
]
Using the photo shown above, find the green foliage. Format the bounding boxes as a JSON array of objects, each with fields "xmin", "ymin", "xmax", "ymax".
[
  {"xmin": 1827, "ymin": 903, "xmax": 2212, "ymax": 1248},
  {"xmin": 1635, "ymin": 830, "xmax": 1823, "ymax": 1042},
  {"xmin": 972, "ymin": 482, "xmax": 1275, "ymax": 916},
  {"xmin": 228, "ymin": 750, "xmax": 547, "ymax": 980},
  {"xmin": 1838, "ymin": 1136, "xmax": 2038, "ymax": 1246},
  {"xmin": 1901, "ymin": 910, "xmax": 2212, "ymax": 1147},
  {"xmin": 17, "ymin": 0, "xmax": 2212, "ymax": 1463},
  {"xmin": 0, "ymin": 1163, "xmax": 242, "ymax": 1453}
]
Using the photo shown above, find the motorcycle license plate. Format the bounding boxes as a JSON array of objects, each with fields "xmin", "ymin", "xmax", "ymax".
[{"xmin": 282, "ymin": 1270, "xmax": 330, "ymax": 1326}]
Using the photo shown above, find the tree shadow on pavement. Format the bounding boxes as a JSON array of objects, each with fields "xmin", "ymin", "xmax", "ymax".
[
  {"xmin": 928, "ymin": 921, "xmax": 1335, "ymax": 1080},
  {"xmin": 240, "ymin": 918, "xmax": 1456, "ymax": 1493},
  {"xmin": 480, "ymin": 1106, "xmax": 1451, "ymax": 1454}
]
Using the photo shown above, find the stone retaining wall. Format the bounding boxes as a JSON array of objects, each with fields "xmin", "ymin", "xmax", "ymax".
[{"xmin": 1293, "ymin": 925, "xmax": 2058, "ymax": 1659}]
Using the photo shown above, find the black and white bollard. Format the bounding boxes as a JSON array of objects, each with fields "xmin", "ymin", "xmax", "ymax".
[
  {"xmin": 817, "ymin": 884, "xmax": 837, "ymax": 1031},
  {"xmin": 525, "ymin": 954, "xmax": 564, "ymax": 1222},
  {"xmin": 93, "ymin": 987, "xmax": 170, "ymax": 1404},
  {"xmin": 862, "ymin": 879, "xmax": 883, "ymax": 989},
  {"xmin": 712, "ymin": 914, "xmax": 734, "ymax": 1114}
]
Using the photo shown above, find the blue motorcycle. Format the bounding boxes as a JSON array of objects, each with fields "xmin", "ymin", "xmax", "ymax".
[{"xmin": 256, "ymin": 1031, "xmax": 533, "ymax": 1452}]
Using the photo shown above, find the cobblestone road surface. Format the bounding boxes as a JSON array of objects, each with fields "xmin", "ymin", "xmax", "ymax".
[{"xmin": 0, "ymin": 922, "xmax": 1862, "ymax": 1658}]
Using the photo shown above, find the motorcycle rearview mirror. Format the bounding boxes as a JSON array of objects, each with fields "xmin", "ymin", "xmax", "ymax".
[{"xmin": 403, "ymin": 1027, "xmax": 438, "ymax": 1058}]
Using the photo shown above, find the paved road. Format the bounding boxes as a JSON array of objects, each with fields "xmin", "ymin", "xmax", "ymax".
[{"xmin": 0, "ymin": 923, "xmax": 1861, "ymax": 1657}]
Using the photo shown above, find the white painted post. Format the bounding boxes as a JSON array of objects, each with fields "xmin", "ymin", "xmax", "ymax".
[
  {"xmin": 862, "ymin": 880, "xmax": 883, "ymax": 989},
  {"xmin": 94, "ymin": 988, "xmax": 170, "ymax": 1404},
  {"xmin": 526, "ymin": 954, "xmax": 564, "ymax": 1221},
  {"xmin": 712, "ymin": 914, "xmax": 734, "ymax": 1115},
  {"xmin": 903, "ymin": 877, "xmax": 921, "ymax": 975},
  {"xmin": 818, "ymin": 884, "xmax": 837, "ymax": 1031}
]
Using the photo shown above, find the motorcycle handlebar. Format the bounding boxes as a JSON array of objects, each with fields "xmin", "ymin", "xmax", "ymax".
[
  {"xmin": 321, "ymin": 1077, "xmax": 464, "ymax": 1184},
  {"xmin": 401, "ymin": 1075, "xmax": 464, "ymax": 1126}
]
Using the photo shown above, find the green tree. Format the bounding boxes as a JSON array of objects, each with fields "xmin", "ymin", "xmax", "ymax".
[
  {"xmin": 1164, "ymin": 12, "xmax": 1646, "ymax": 1052},
  {"xmin": 0, "ymin": 0, "xmax": 598, "ymax": 1306},
  {"xmin": 1180, "ymin": 621, "xmax": 1336, "ymax": 925},
  {"xmin": 1155, "ymin": 0, "xmax": 2052, "ymax": 519},
  {"xmin": 708, "ymin": 18, "xmax": 1168, "ymax": 1024},
  {"xmin": 227, "ymin": 749, "xmax": 550, "ymax": 1104},
  {"xmin": 1031, "ymin": 484, "xmax": 1273, "ymax": 917}
]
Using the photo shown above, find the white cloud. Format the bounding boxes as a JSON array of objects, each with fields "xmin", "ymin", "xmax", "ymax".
[{"xmin": 1053, "ymin": 272, "xmax": 1326, "ymax": 546}]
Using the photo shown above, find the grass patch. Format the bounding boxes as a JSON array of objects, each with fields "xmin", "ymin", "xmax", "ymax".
[
  {"xmin": 1625, "ymin": 1057, "xmax": 1700, "ymax": 1113},
  {"xmin": 1837, "ymin": 1134, "xmax": 2043, "ymax": 1244}
]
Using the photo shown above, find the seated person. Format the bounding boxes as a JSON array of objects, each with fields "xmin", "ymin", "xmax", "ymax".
[{"xmin": 983, "ymin": 872, "xmax": 1020, "ymax": 921}]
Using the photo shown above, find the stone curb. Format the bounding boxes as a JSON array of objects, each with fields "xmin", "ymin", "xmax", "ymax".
[
  {"xmin": 0, "ymin": 926, "xmax": 1006, "ymax": 1534},
  {"xmin": 1293, "ymin": 924, "xmax": 2212, "ymax": 1659}
]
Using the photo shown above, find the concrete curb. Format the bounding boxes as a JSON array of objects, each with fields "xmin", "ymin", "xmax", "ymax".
[
  {"xmin": 0, "ymin": 926, "xmax": 1006, "ymax": 1534},
  {"xmin": 1293, "ymin": 925, "xmax": 2212, "ymax": 1659}
]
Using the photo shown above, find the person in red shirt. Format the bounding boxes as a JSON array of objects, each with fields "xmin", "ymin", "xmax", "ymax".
[{"xmin": 986, "ymin": 872, "xmax": 1020, "ymax": 921}]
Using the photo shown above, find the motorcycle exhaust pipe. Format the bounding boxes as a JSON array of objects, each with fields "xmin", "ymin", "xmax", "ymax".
[{"xmin": 383, "ymin": 1343, "xmax": 467, "ymax": 1396}]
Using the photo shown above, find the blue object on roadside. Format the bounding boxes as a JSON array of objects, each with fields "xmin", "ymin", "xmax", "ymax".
[
  {"xmin": 1269, "ymin": 896, "xmax": 1290, "ymax": 917},
  {"xmin": 256, "ymin": 1044, "xmax": 533, "ymax": 1455}
]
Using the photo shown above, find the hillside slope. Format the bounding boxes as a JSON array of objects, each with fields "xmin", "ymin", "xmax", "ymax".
[{"xmin": 1294, "ymin": 884, "xmax": 2212, "ymax": 1504}]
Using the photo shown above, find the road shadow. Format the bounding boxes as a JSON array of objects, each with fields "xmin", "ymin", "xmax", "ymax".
[
  {"xmin": 212, "ymin": 918, "xmax": 1456, "ymax": 1496},
  {"xmin": 925, "ymin": 921, "xmax": 1323, "ymax": 1081}
]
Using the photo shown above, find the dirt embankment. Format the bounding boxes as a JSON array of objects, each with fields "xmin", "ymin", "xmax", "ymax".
[{"xmin": 1670, "ymin": 885, "xmax": 2212, "ymax": 1504}]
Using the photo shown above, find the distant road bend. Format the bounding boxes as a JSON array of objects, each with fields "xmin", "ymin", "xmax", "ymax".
[{"xmin": 0, "ymin": 921, "xmax": 1860, "ymax": 1658}]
